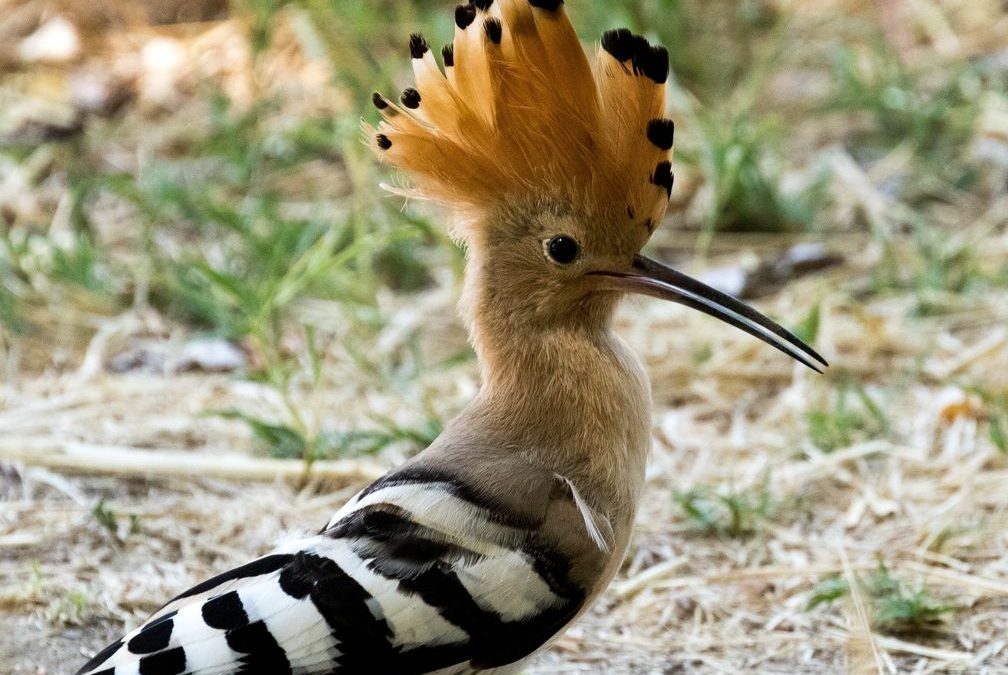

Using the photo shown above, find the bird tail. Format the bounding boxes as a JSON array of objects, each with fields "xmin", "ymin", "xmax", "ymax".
[{"xmin": 75, "ymin": 552, "xmax": 343, "ymax": 675}]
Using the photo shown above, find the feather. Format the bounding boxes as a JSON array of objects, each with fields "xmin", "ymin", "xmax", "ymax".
[
  {"xmin": 411, "ymin": 33, "xmax": 460, "ymax": 130},
  {"xmin": 453, "ymin": 3, "xmax": 494, "ymax": 124},
  {"xmin": 557, "ymin": 474, "xmax": 613, "ymax": 553},
  {"xmin": 596, "ymin": 29, "xmax": 673, "ymax": 229},
  {"xmin": 79, "ymin": 465, "xmax": 600, "ymax": 675},
  {"xmin": 367, "ymin": 1, "xmax": 675, "ymax": 242}
]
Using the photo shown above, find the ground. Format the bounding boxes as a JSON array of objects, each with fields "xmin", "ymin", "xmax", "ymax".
[{"xmin": 2, "ymin": 0, "xmax": 1008, "ymax": 674}]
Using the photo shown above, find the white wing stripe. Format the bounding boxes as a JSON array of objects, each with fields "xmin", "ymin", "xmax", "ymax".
[
  {"xmin": 169, "ymin": 602, "xmax": 238, "ymax": 671},
  {"xmin": 456, "ymin": 549, "xmax": 562, "ymax": 622}
]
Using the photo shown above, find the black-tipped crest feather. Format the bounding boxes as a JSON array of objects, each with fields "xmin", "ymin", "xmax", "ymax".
[
  {"xmin": 631, "ymin": 39, "xmax": 668, "ymax": 83},
  {"xmin": 410, "ymin": 33, "xmax": 430, "ymax": 59},
  {"xmin": 646, "ymin": 119, "xmax": 675, "ymax": 150},
  {"xmin": 651, "ymin": 161, "xmax": 674, "ymax": 196},
  {"xmin": 529, "ymin": 0, "xmax": 564, "ymax": 9},
  {"xmin": 484, "ymin": 18, "xmax": 502, "ymax": 44},
  {"xmin": 455, "ymin": 4, "xmax": 476, "ymax": 29},
  {"xmin": 401, "ymin": 88, "xmax": 422, "ymax": 109},
  {"xmin": 601, "ymin": 29, "xmax": 635, "ymax": 62}
]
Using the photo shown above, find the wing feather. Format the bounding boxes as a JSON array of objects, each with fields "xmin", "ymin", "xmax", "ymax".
[{"xmin": 79, "ymin": 461, "xmax": 601, "ymax": 675}]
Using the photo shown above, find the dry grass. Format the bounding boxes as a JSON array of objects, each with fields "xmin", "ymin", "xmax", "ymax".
[
  {"xmin": 531, "ymin": 266, "xmax": 1008, "ymax": 673},
  {"xmin": 2, "ymin": 0, "xmax": 1008, "ymax": 673},
  {"xmin": 5, "ymin": 255, "xmax": 1008, "ymax": 673}
]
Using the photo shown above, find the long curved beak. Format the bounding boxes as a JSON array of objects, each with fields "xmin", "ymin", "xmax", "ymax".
[{"xmin": 593, "ymin": 254, "xmax": 828, "ymax": 373}]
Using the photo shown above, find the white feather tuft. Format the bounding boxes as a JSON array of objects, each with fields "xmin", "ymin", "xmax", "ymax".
[{"xmin": 557, "ymin": 474, "xmax": 612, "ymax": 553}]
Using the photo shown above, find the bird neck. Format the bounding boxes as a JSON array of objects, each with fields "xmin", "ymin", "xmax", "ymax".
[{"xmin": 460, "ymin": 289, "xmax": 653, "ymax": 523}]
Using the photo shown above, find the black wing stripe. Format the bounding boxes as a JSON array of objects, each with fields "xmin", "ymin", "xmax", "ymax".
[
  {"xmin": 330, "ymin": 503, "xmax": 485, "ymax": 574},
  {"xmin": 202, "ymin": 590, "xmax": 249, "ymax": 630},
  {"xmin": 127, "ymin": 610, "xmax": 177, "ymax": 654},
  {"xmin": 396, "ymin": 564, "xmax": 584, "ymax": 670},
  {"xmin": 137, "ymin": 646, "xmax": 187, "ymax": 675},
  {"xmin": 338, "ymin": 502, "xmax": 583, "ymax": 605},
  {"xmin": 531, "ymin": 547, "xmax": 587, "ymax": 601},
  {"xmin": 277, "ymin": 551, "xmax": 398, "ymax": 671},
  {"xmin": 75, "ymin": 639, "xmax": 122, "ymax": 675},
  {"xmin": 400, "ymin": 566, "xmax": 505, "ymax": 635},
  {"xmin": 329, "ymin": 502, "xmax": 588, "ymax": 670},
  {"xmin": 168, "ymin": 553, "xmax": 294, "ymax": 604},
  {"xmin": 225, "ymin": 620, "xmax": 292, "ymax": 674}
]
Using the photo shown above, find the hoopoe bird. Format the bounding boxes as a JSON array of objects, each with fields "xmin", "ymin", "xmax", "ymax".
[{"xmin": 77, "ymin": 1, "xmax": 826, "ymax": 673}]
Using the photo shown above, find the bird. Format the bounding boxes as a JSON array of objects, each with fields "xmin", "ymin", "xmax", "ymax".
[{"xmin": 77, "ymin": 1, "xmax": 826, "ymax": 673}]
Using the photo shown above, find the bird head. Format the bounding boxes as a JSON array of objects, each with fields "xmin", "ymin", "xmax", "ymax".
[{"xmin": 369, "ymin": 0, "xmax": 826, "ymax": 372}]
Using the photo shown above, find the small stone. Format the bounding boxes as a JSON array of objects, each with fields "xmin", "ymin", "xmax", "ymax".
[
  {"xmin": 18, "ymin": 16, "xmax": 81, "ymax": 64},
  {"xmin": 174, "ymin": 338, "xmax": 246, "ymax": 373},
  {"xmin": 69, "ymin": 70, "xmax": 133, "ymax": 117}
]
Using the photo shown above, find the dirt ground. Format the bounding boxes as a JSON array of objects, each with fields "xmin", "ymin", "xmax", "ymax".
[{"xmin": 6, "ymin": 250, "xmax": 1008, "ymax": 673}]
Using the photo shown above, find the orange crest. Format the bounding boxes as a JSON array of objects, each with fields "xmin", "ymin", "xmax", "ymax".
[{"xmin": 367, "ymin": 0, "xmax": 674, "ymax": 236}]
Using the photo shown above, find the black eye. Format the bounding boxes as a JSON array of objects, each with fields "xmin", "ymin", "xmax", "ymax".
[{"xmin": 546, "ymin": 235, "xmax": 580, "ymax": 265}]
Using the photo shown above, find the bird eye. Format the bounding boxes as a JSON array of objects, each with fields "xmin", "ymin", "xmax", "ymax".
[{"xmin": 545, "ymin": 235, "xmax": 580, "ymax": 265}]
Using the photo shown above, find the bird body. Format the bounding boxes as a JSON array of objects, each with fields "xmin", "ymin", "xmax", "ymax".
[
  {"xmin": 78, "ymin": 1, "xmax": 824, "ymax": 673},
  {"xmin": 78, "ymin": 331, "xmax": 648, "ymax": 675}
]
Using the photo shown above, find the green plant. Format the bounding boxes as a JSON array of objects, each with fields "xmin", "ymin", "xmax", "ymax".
[
  {"xmin": 694, "ymin": 109, "xmax": 823, "ymax": 235},
  {"xmin": 827, "ymin": 40, "xmax": 980, "ymax": 164},
  {"xmin": 91, "ymin": 498, "xmax": 140, "ymax": 537},
  {"xmin": 91, "ymin": 498, "xmax": 118, "ymax": 534},
  {"xmin": 658, "ymin": 9, "xmax": 831, "ymax": 239},
  {"xmin": 971, "ymin": 389, "xmax": 1008, "ymax": 456},
  {"xmin": 50, "ymin": 230, "xmax": 111, "ymax": 294},
  {"xmin": 291, "ymin": 0, "xmax": 449, "ymax": 103},
  {"xmin": 991, "ymin": 417, "xmax": 1008, "ymax": 456},
  {"xmin": 673, "ymin": 478, "xmax": 773, "ymax": 536},
  {"xmin": 806, "ymin": 379, "xmax": 888, "ymax": 452},
  {"xmin": 0, "ymin": 263, "xmax": 24, "ymax": 334},
  {"xmin": 45, "ymin": 588, "xmax": 94, "ymax": 627},
  {"xmin": 0, "ymin": 170, "xmax": 122, "ymax": 333},
  {"xmin": 807, "ymin": 575, "xmax": 850, "ymax": 610},
  {"xmin": 808, "ymin": 563, "xmax": 956, "ymax": 634},
  {"xmin": 88, "ymin": 81, "xmax": 431, "ymax": 468},
  {"xmin": 793, "ymin": 301, "xmax": 822, "ymax": 345},
  {"xmin": 316, "ymin": 416, "xmax": 442, "ymax": 458},
  {"xmin": 216, "ymin": 408, "xmax": 441, "ymax": 462},
  {"xmin": 870, "ymin": 222, "xmax": 1005, "ymax": 314}
]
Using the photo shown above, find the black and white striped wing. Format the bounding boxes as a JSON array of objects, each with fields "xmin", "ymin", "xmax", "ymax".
[{"xmin": 77, "ymin": 465, "xmax": 602, "ymax": 675}]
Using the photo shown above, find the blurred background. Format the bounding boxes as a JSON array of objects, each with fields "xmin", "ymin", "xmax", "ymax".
[{"xmin": 1, "ymin": 0, "xmax": 1007, "ymax": 672}]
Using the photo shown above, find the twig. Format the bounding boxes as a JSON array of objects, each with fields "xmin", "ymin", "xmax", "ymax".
[
  {"xmin": 900, "ymin": 560, "xmax": 1008, "ymax": 597},
  {"xmin": 612, "ymin": 556, "xmax": 689, "ymax": 599},
  {"xmin": 0, "ymin": 437, "xmax": 386, "ymax": 484},
  {"xmin": 839, "ymin": 544, "xmax": 884, "ymax": 675}
]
